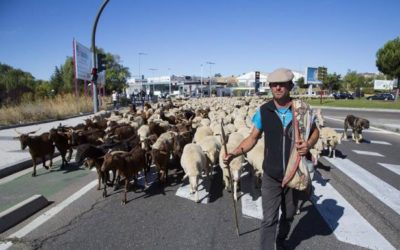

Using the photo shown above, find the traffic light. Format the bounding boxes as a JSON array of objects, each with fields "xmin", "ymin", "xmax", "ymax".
[
  {"xmin": 97, "ymin": 53, "xmax": 106, "ymax": 72},
  {"xmin": 255, "ymin": 71, "xmax": 260, "ymax": 93},
  {"xmin": 91, "ymin": 67, "xmax": 98, "ymax": 82},
  {"xmin": 317, "ymin": 67, "xmax": 327, "ymax": 81},
  {"xmin": 255, "ymin": 71, "xmax": 260, "ymax": 82}
]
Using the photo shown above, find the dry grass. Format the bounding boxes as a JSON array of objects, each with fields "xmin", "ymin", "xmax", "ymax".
[{"xmin": 0, "ymin": 94, "xmax": 110, "ymax": 127}]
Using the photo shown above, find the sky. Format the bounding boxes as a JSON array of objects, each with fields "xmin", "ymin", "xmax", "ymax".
[{"xmin": 1, "ymin": 0, "xmax": 399, "ymax": 81}]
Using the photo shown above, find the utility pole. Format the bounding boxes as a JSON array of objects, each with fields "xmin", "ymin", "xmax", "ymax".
[
  {"xmin": 206, "ymin": 61, "xmax": 215, "ymax": 97},
  {"xmin": 138, "ymin": 52, "xmax": 147, "ymax": 90},
  {"xmin": 91, "ymin": 0, "xmax": 110, "ymax": 113},
  {"xmin": 168, "ymin": 68, "xmax": 172, "ymax": 95},
  {"xmin": 200, "ymin": 64, "xmax": 203, "ymax": 98}
]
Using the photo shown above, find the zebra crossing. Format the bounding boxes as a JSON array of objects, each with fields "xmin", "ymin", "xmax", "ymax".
[{"xmin": 175, "ymin": 127, "xmax": 399, "ymax": 249}]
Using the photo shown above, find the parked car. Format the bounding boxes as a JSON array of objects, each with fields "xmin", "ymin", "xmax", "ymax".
[
  {"xmin": 366, "ymin": 93, "xmax": 394, "ymax": 101},
  {"xmin": 333, "ymin": 92, "xmax": 354, "ymax": 99}
]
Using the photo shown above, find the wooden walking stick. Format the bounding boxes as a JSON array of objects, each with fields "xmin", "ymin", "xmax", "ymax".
[{"xmin": 221, "ymin": 120, "xmax": 240, "ymax": 236}]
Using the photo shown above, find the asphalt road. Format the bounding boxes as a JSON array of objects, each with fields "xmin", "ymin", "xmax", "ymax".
[{"xmin": 1, "ymin": 108, "xmax": 399, "ymax": 250}]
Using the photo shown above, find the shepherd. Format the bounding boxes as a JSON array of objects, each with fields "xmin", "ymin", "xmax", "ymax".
[{"xmin": 224, "ymin": 68, "xmax": 320, "ymax": 250}]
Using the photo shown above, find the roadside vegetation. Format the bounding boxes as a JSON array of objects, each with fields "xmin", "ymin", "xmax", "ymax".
[{"xmin": 0, "ymin": 94, "xmax": 110, "ymax": 127}]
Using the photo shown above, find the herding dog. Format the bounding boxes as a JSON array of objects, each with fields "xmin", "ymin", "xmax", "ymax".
[{"xmin": 343, "ymin": 115, "xmax": 370, "ymax": 144}]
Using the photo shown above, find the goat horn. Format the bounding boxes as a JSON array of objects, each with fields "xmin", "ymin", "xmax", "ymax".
[
  {"xmin": 27, "ymin": 128, "xmax": 41, "ymax": 135},
  {"xmin": 14, "ymin": 129, "xmax": 22, "ymax": 135}
]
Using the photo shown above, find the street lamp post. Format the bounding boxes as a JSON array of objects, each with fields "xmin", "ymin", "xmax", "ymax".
[
  {"xmin": 206, "ymin": 61, "xmax": 215, "ymax": 97},
  {"xmin": 90, "ymin": 0, "xmax": 110, "ymax": 113},
  {"xmin": 168, "ymin": 68, "xmax": 172, "ymax": 95},
  {"xmin": 138, "ymin": 52, "xmax": 147, "ymax": 90},
  {"xmin": 148, "ymin": 68, "xmax": 158, "ymax": 96},
  {"xmin": 200, "ymin": 64, "xmax": 203, "ymax": 98}
]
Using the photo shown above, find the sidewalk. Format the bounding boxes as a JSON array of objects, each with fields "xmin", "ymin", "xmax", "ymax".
[{"xmin": 0, "ymin": 114, "xmax": 93, "ymax": 178}]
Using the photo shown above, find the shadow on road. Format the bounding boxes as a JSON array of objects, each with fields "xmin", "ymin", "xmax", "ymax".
[{"xmin": 287, "ymin": 200, "xmax": 343, "ymax": 249}]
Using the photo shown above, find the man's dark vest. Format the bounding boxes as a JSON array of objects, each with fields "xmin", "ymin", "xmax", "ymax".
[{"xmin": 260, "ymin": 100, "xmax": 293, "ymax": 181}]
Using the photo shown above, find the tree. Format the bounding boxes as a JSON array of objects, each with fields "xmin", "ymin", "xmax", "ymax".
[
  {"xmin": 61, "ymin": 57, "xmax": 75, "ymax": 93},
  {"xmin": 376, "ymin": 36, "xmax": 400, "ymax": 101},
  {"xmin": 323, "ymin": 73, "xmax": 341, "ymax": 93},
  {"xmin": 214, "ymin": 73, "xmax": 222, "ymax": 77},
  {"xmin": 100, "ymin": 52, "xmax": 131, "ymax": 94},
  {"xmin": 296, "ymin": 77, "xmax": 306, "ymax": 88},
  {"xmin": 50, "ymin": 66, "xmax": 63, "ymax": 94},
  {"xmin": 0, "ymin": 63, "xmax": 35, "ymax": 105},
  {"xmin": 342, "ymin": 70, "xmax": 365, "ymax": 92}
]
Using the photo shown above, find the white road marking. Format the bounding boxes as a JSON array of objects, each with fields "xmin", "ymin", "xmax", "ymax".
[
  {"xmin": 369, "ymin": 140, "xmax": 391, "ymax": 145},
  {"xmin": 331, "ymin": 127, "xmax": 392, "ymax": 134},
  {"xmin": 312, "ymin": 171, "xmax": 395, "ymax": 250},
  {"xmin": 352, "ymin": 150, "xmax": 384, "ymax": 157},
  {"xmin": 325, "ymin": 116, "xmax": 399, "ymax": 136},
  {"xmin": 324, "ymin": 157, "xmax": 400, "ymax": 215},
  {"xmin": 382, "ymin": 123, "xmax": 400, "ymax": 129},
  {"xmin": 240, "ymin": 171, "xmax": 263, "ymax": 220},
  {"xmin": 239, "ymin": 168, "xmax": 394, "ymax": 249},
  {"xmin": 0, "ymin": 180, "xmax": 97, "ymax": 250},
  {"xmin": 378, "ymin": 163, "xmax": 400, "ymax": 176},
  {"xmin": 176, "ymin": 175, "xmax": 212, "ymax": 204}
]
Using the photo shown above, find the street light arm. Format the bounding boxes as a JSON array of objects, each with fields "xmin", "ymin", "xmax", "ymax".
[{"xmin": 91, "ymin": 0, "xmax": 110, "ymax": 113}]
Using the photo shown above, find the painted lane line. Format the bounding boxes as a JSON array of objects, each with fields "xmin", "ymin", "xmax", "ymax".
[
  {"xmin": 382, "ymin": 123, "xmax": 400, "ymax": 128},
  {"xmin": 352, "ymin": 150, "xmax": 384, "ymax": 157},
  {"xmin": 377, "ymin": 163, "xmax": 400, "ymax": 176},
  {"xmin": 324, "ymin": 157, "xmax": 400, "ymax": 215},
  {"xmin": 240, "ymin": 171, "xmax": 263, "ymax": 220},
  {"xmin": 329, "ymin": 127, "xmax": 392, "ymax": 134},
  {"xmin": 369, "ymin": 140, "xmax": 391, "ymax": 145},
  {"xmin": 0, "ymin": 180, "xmax": 97, "ymax": 250},
  {"xmin": 312, "ymin": 171, "xmax": 394, "ymax": 250},
  {"xmin": 176, "ymin": 174, "xmax": 212, "ymax": 204},
  {"xmin": 325, "ymin": 116, "xmax": 399, "ymax": 136}
]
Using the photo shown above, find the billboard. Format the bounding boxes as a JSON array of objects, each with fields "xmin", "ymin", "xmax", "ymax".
[
  {"xmin": 374, "ymin": 80, "xmax": 395, "ymax": 90},
  {"xmin": 305, "ymin": 67, "xmax": 322, "ymax": 85},
  {"xmin": 74, "ymin": 40, "xmax": 92, "ymax": 81}
]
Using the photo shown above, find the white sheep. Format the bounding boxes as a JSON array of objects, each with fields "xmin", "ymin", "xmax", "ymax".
[
  {"xmin": 315, "ymin": 109, "xmax": 325, "ymax": 129},
  {"xmin": 137, "ymin": 124, "xmax": 150, "ymax": 149},
  {"xmin": 310, "ymin": 138, "xmax": 323, "ymax": 164},
  {"xmin": 218, "ymin": 132, "xmax": 245, "ymax": 201},
  {"xmin": 197, "ymin": 135, "xmax": 222, "ymax": 170},
  {"xmin": 180, "ymin": 143, "xmax": 208, "ymax": 203},
  {"xmin": 193, "ymin": 126, "xmax": 213, "ymax": 143},
  {"xmin": 245, "ymin": 139, "xmax": 264, "ymax": 188},
  {"xmin": 320, "ymin": 127, "xmax": 342, "ymax": 158}
]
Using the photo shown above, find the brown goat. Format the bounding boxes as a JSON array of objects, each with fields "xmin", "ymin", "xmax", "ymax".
[
  {"xmin": 101, "ymin": 146, "xmax": 148, "ymax": 204},
  {"xmin": 151, "ymin": 141, "xmax": 172, "ymax": 185},
  {"xmin": 49, "ymin": 128, "xmax": 73, "ymax": 168},
  {"xmin": 15, "ymin": 129, "xmax": 54, "ymax": 177},
  {"xmin": 148, "ymin": 122, "xmax": 167, "ymax": 137}
]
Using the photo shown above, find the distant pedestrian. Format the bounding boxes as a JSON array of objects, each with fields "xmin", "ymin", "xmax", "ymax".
[
  {"xmin": 140, "ymin": 89, "xmax": 146, "ymax": 107},
  {"xmin": 112, "ymin": 90, "xmax": 118, "ymax": 110}
]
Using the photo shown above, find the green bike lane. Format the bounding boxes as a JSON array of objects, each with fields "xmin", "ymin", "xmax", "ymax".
[{"xmin": 0, "ymin": 157, "xmax": 95, "ymax": 214}]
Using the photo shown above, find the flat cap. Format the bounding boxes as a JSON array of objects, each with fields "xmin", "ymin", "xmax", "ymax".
[{"xmin": 267, "ymin": 68, "xmax": 294, "ymax": 83}]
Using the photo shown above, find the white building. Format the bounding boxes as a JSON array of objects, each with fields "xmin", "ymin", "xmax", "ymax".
[{"xmin": 236, "ymin": 71, "xmax": 268, "ymax": 87}]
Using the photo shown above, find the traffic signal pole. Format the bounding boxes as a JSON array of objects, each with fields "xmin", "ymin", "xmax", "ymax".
[{"xmin": 91, "ymin": 0, "xmax": 110, "ymax": 113}]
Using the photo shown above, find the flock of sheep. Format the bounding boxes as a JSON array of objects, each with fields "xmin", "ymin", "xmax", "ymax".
[{"xmin": 14, "ymin": 96, "xmax": 344, "ymax": 204}]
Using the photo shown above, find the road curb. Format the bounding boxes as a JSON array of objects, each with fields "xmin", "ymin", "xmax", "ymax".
[
  {"xmin": 0, "ymin": 159, "xmax": 34, "ymax": 179},
  {"xmin": 0, "ymin": 194, "xmax": 49, "ymax": 233},
  {"xmin": 0, "ymin": 152, "xmax": 61, "ymax": 179}
]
